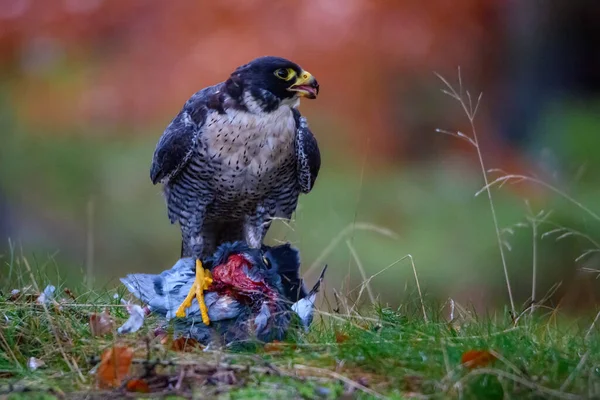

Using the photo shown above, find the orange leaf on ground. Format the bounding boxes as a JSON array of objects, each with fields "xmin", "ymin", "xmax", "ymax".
[
  {"xmin": 335, "ymin": 331, "xmax": 350, "ymax": 343},
  {"xmin": 461, "ymin": 350, "xmax": 495, "ymax": 369},
  {"xmin": 8, "ymin": 289, "xmax": 22, "ymax": 301},
  {"xmin": 89, "ymin": 310, "xmax": 114, "ymax": 336},
  {"xmin": 264, "ymin": 341, "xmax": 285, "ymax": 353},
  {"xmin": 263, "ymin": 341, "xmax": 296, "ymax": 352},
  {"xmin": 171, "ymin": 337, "xmax": 202, "ymax": 352},
  {"xmin": 64, "ymin": 288, "xmax": 77, "ymax": 300},
  {"xmin": 126, "ymin": 378, "xmax": 150, "ymax": 393},
  {"xmin": 159, "ymin": 334, "xmax": 170, "ymax": 346},
  {"xmin": 97, "ymin": 346, "xmax": 134, "ymax": 388}
]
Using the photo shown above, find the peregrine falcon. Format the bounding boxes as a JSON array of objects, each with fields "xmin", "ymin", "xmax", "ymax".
[{"xmin": 150, "ymin": 56, "xmax": 321, "ymax": 323}]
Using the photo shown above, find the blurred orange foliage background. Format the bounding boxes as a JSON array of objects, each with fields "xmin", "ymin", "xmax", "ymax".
[
  {"xmin": 1, "ymin": 0, "xmax": 499, "ymax": 159},
  {"xmin": 2, "ymin": 0, "xmax": 599, "ymax": 309}
]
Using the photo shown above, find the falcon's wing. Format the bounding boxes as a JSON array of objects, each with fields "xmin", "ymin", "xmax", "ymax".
[
  {"xmin": 293, "ymin": 109, "xmax": 321, "ymax": 193},
  {"xmin": 150, "ymin": 85, "xmax": 222, "ymax": 184}
]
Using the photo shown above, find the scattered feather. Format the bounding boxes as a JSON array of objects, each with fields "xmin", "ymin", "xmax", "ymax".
[
  {"xmin": 36, "ymin": 285, "xmax": 56, "ymax": 305},
  {"xmin": 27, "ymin": 357, "xmax": 46, "ymax": 371},
  {"xmin": 117, "ymin": 303, "xmax": 145, "ymax": 334}
]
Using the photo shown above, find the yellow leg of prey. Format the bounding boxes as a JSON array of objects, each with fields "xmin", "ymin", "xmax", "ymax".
[{"xmin": 175, "ymin": 259, "xmax": 213, "ymax": 325}]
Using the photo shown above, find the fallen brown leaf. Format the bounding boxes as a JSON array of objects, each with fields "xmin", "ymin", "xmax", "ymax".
[
  {"xmin": 461, "ymin": 349, "xmax": 495, "ymax": 370},
  {"xmin": 264, "ymin": 340, "xmax": 285, "ymax": 353},
  {"xmin": 263, "ymin": 341, "xmax": 297, "ymax": 352},
  {"xmin": 8, "ymin": 289, "xmax": 21, "ymax": 301},
  {"xmin": 8, "ymin": 286, "xmax": 36, "ymax": 302},
  {"xmin": 64, "ymin": 288, "xmax": 77, "ymax": 300},
  {"xmin": 171, "ymin": 337, "xmax": 202, "ymax": 352},
  {"xmin": 159, "ymin": 334, "xmax": 170, "ymax": 346},
  {"xmin": 126, "ymin": 378, "xmax": 150, "ymax": 393},
  {"xmin": 402, "ymin": 375, "xmax": 423, "ymax": 392},
  {"xmin": 97, "ymin": 346, "xmax": 134, "ymax": 388},
  {"xmin": 89, "ymin": 310, "xmax": 114, "ymax": 336},
  {"xmin": 335, "ymin": 331, "xmax": 350, "ymax": 343}
]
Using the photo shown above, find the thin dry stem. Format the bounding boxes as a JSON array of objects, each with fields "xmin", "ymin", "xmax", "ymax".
[
  {"xmin": 455, "ymin": 368, "xmax": 580, "ymax": 400},
  {"xmin": 86, "ymin": 198, "xmax": 95, "ymax": 289},
  {"xmin": 469, "ymin": 121, "xmax": 516, "ymax": 317},
  {"xmin": 478, "ymin": 174, "xmax": 600, "ymax": 223},
  {"xmin": 540, "ymin": 221, "xmax": 600, "ymax": 265},
  {"xmin": 332, "ymin": 289, "xmax": 351, "ymax": 316},
  {"xmin": 525, "ymin": 203, "xmax": 551, "ymax": 315},
  {"xmin": 560, "ymin": 350, "xmax": 589, "ymax": 392},
  {"xmin": 343, "ymin": 253, "xmax": 427, "ymax": 322},
  {"xmin": 435, "ymin": 129, "xmax": 477, "ymax": 147},
  {"xmin": 0, "ymin": 329, "xmax": 21, "ymax": 370},
  {"xmin": 346, "ymin": 240, "xmax": 376, "ymax": 306},
  {"xmin": 542, "ymin": 226, "xmax": 600, "ymax": 248},
  {"xmin": 530, "ymin": 217, "xmax": 538, "ymax": 314},
  {"xmin": 314, "ymin": 309, "xmax": 383, "ymax": 330},
  {"xmin": 441, "ymin": 339, "xmax": 452, "ymax": 381},
  {"xmin": 0, "ymin": 302, "xmax": 130, "ymax": 308},
  {"xmin": 346, "ymin": 252, "xmax": 423, "ymax": 316},
  {"xmin": 489, "ymin": 350, "xmax": 526, "ymax": 377},
  {"xmin": 407, "ymin": 254, "xmax": 428, "ymax": 323},
  {"xmin": 586, "ymin": 310, "xmax": 600, "ymax": 340},
  {"xmin": 576, "ymin": 250, "xmax": 600, "ymax": 263},
  {"xmin": 292, "ymin": 364, "xmax": 386, "ymax": 399},
  {"xmin": 22, "ymin": 258, "xmax": 85, "ymax": 382},
  {"xmin": 435, "ymin": 70, "xmax": 516, "ymax": 316},
  {"xmin": 305, "ymin": 222, "xmax": 397, "ymax": 277}
]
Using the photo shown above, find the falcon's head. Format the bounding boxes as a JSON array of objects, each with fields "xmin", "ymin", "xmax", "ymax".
[{"xmin": 227, "ymin": 56, "xmax": 319, "ymax": 109}]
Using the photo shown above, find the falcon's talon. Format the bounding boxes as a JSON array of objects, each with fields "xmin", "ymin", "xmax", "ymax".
[{"xmin": 175, "ymin": 259, "xmax": 213, "ymax": 324}]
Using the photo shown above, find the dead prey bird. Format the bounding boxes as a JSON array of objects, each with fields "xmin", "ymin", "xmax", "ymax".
[{"xmin": 121, "ymin": 241, "xmax": 326, "ymax": 345}]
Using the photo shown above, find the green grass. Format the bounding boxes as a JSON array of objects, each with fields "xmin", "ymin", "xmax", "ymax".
[
  {"xmin": 1, "ymin": 267, "xmax": 600, "ymax": 400},
  {"xmin": 3, "ymin": 77, "xmax": 600, "ymax": 399}
]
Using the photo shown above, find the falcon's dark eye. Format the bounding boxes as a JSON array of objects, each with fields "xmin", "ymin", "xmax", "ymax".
[
  {"xmin": 274, "ymin": 68, "xmax": 295, "ymax": 81},
  {"xmin": 262, "ymin": 256, "xmax": 271, "ymax": 269}
]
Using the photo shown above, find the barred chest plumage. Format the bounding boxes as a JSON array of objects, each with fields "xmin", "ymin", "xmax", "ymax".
[
  {"xmin": 188, "ymin": 100, "xmax": 300, "ymax": 218},
  {"xmin": 202, "ymin": 104, "xmax": 296, "ymax": 174}
]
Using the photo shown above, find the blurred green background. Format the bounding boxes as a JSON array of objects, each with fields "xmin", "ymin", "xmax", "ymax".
[{"xmin": 1, "ymin": 0, "xmax": 600, "ymax": 312}]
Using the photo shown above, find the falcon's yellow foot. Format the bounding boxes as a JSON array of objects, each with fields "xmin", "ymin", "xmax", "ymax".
[{"xmin": 175, "ymin": 259, "xmax": 213, "ymax": 325}]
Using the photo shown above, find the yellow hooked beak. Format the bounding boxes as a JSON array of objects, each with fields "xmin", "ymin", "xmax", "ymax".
[{"xmin": 288, "ymin": 70, "xmax": 319, "ymax": 99}]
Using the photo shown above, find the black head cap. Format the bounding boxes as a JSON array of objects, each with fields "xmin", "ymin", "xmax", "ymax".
[{"xmin": 226, "ymin": 56, "xmax": 319, "ymax": 109}]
